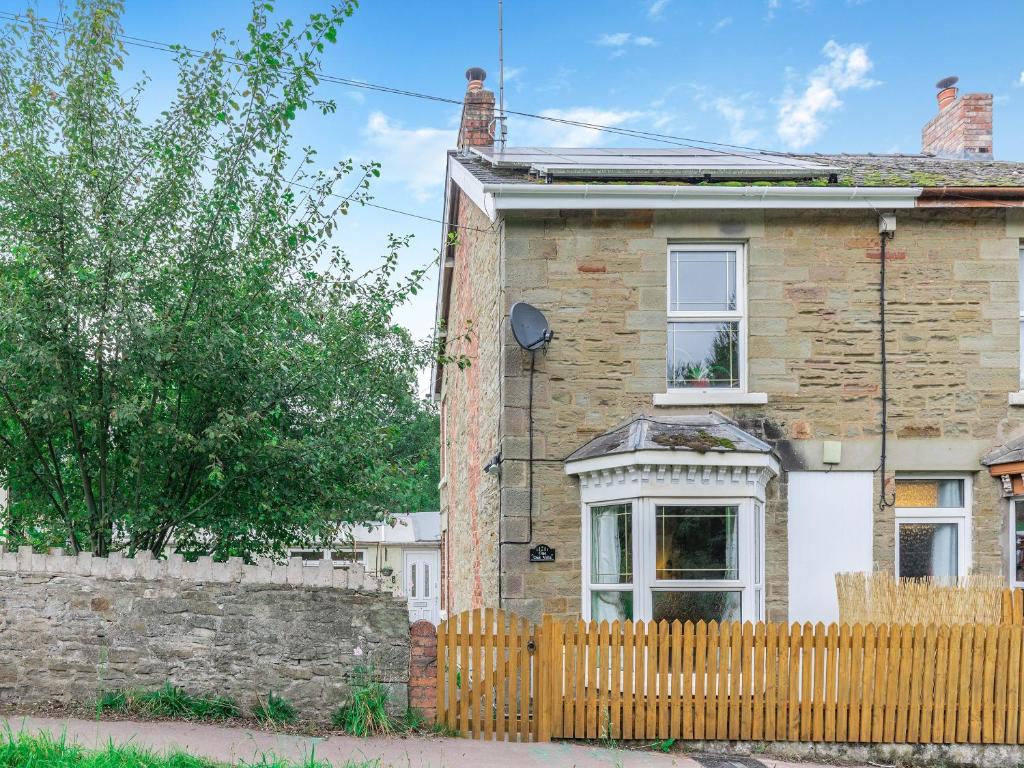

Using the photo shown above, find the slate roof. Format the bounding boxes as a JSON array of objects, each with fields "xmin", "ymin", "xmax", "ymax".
[
  {"xmin": 453, "ymin": 149, "xmax": 1024, "ymax": 188},
  {"xmin": 981, "ymin": 438, "xmax": 1024, "ymax": 467},
  {"xmin": 347, "ymin": 512, "xmax": 441, "ymax": 544},
  {"xmin": 565, "ymin": 412, "xmax": 773, "ymax": 463}
]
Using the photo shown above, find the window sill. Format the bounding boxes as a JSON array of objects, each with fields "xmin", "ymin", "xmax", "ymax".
[
  {"xmin": 1010, "ymin": 391, "xmax": 1024, "ymax": 406},
  {"xmin": 653, "ymin": 390, "xmax": 768, "ymax": 406}
]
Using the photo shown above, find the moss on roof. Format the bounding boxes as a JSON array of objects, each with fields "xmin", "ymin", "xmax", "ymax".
[{"xmin": 456, "ymin": 151, "xmax": 1024, "ymax": 188}]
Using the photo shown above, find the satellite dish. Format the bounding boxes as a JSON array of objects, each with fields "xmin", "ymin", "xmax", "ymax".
[
  {"xmin": 936, "ymin": 76, "xmax": 959, "ymax": 89},
  {"xmin": 510, "ymin": 302, "xmax": 553, "ymax": 351}
]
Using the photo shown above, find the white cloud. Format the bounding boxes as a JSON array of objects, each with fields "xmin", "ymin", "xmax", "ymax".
[
  {"xmin": 711, "ymin": 97, "xmax": 760, "ymax": 144},
  {"xmin": 503, "ymin": 66, "xmax": 524, "ymax": 83},
  {"xmin": 712, "ymin": 16, "xmax": 734, "ymax": 32},
  {"xmin": 595, "ymin": 32, "xmax": 658, "ymax": 48},
  {"xmin": 776, "ymin": 40, "xmax": 880, "ymax": 149},
  {"xmin": 648, "ymin": 0, "xmax": 670, "ymax": 18},
  {"xmin": 362, "ymin": 112, "xmax": 453, "ymax": 201},
  {"xmin": 692, "ymin": 85, "xmax": 763, "ymax": 145},
  {"xmin": 1018, "ymin": 71, "xmax": 1024, "ymax": 87},
  {"xmin": 345, "ymin": 91, "xmax": 365, "ymax": 104},
  {"xmin": 512, "ymin": 107, "xmax": 645, "ymax": 148}
]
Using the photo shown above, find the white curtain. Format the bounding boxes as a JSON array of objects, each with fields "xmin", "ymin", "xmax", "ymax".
[
  {"xmin": 592, "ymin": 506, "xmax": 627, "ymax": 623},
  {"xmin": 725, "ymin": 507, "xmax": 738, "ymax": 579},
  {"xmin": 593, "ymin": 592, "xmax": 623, "ymax": 623},
  {"xmin": 937, "ymin": 480, "xmax": 963, "ymax": 508},
  {"xmin": 593, "ymin": 507, "xmax": 622, "ymax": 583},
  {"xmin": 929, "ymin": 524, "xmax": 958, "ymax": 581}
]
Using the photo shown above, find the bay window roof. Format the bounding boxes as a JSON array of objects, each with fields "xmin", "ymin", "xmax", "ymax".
[{"xmin": 566, "ymin": 412, "xmax": 773, "ymax": 464}]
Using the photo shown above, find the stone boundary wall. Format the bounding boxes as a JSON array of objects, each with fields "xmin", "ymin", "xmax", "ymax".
[
  {"xmin": 0, "ymin": 547, "xmax": 409, "ymax": 721},
  {"xmin": 0, "ymin": 545, "xmax": 380, "ymax": 590}
]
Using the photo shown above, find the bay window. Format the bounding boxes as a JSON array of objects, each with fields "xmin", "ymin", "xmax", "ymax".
[
  {"xmin": 582, "ymin": 497, "xmax": 762, "ymax": 624},
  {"xmin": 894, "ymin": 476, "xmax": 971, "ymax": 581},
  {"xmin": 566, "ymin": 414, "xmax": 778, "ymax": 625}
]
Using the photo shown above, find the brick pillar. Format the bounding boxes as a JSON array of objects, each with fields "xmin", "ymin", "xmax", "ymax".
[{"xmin": 409, "ymin": 620, "xmax": 438, "ymax": 722}]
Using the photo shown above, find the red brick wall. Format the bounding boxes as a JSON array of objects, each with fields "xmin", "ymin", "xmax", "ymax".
[
  {"xmin": 408, "ymin": 620, "xmax": 438, "ymax": 721},
  {"xmin": 922, "ymin": 93, "xmax": 993, "ymax": 159},
  {"xmin": 440, "ymin": 193, "xmax": 501, "ymax": 614}
]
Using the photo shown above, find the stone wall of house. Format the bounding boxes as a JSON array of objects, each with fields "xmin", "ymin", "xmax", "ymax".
[
  {"xmin": 496, "ymin": 207, "xmax": 1024, "ymax": 622},
  {"xmin": 0, "ymin": 548, "xmax": 410, "ymax": 719},
  {"xmin": 440, "ymin": 192, "xmax": 502, "ymax": 614}
]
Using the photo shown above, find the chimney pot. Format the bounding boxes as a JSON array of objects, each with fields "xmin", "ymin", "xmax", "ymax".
[
  {"xmin": 936, "ymin": 86, "xmax": 958, "ymax": 111},
  {"xmin": 465, "ymin": 67, "xmax": 487, "ymax": 92}
]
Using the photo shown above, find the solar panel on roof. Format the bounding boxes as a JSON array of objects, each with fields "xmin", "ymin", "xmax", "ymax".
[{"xmin": 469, "ymin": 146, "xmax": 837, "ymax": 179}]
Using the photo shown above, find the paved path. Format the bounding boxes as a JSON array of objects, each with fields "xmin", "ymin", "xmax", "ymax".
[
  {"xmin": 1, "ymin": 716, "xmax": 686, "ymax": 767},
  {"xmin": 1, "ymin": 716, "xmax": 867, "ymax": 768}
]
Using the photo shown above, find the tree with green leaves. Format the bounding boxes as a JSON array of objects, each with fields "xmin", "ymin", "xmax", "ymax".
[{"xmin": 0, "ymin": 0, "xmax": 441, "ymax": 558}]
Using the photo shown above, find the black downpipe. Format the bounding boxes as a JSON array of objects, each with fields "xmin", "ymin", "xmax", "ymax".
[{"xmin": 878, "ymin": 228, "xmax": 895, "ymax": 510}]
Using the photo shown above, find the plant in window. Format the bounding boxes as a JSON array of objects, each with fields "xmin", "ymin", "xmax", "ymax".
[{"xmin": 676, "ymin": 362, "xmax": 711, "ymax": 387}]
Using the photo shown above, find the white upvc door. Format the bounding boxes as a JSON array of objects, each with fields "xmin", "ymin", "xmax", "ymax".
[{"xmin": 405, "ymin": 550, "xmax": 440, "ymax": 625}]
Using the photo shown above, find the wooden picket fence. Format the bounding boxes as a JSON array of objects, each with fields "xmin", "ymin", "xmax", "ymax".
[
  {"xmin": 437, "ymin": 607, "xmax": 1024, "ymax": 745},
  {"xmin": 1003, "ymin": 588, "xmax": 1024, "ymax": 625},
  {"xmin": 436, "ymin": 609, "xmax": 540, "ymax": 741}
]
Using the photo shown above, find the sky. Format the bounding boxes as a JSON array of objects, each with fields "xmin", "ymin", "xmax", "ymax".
[{"xmin": 10, "ymin": 0, "xmax": 1024, "ymax": 384}]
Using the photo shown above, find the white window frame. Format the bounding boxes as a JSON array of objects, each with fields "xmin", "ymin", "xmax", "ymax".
[
  {"xmin": 893, "ymin": 474, "xmax": 972, "ymax": 581},
  {"xmin": 655, "ymin": 243, "xmax": 766, "ymax": 406},
  {"xmin": 582, "ymin": 495, "xmax": 763, "ymax": 624},
  {"xmin": 290, "ymin": 548, "xmax": 367, "ymax": 568},
  {"xmin": 584, "ymin": 498, "xmax": 637, "ymax": 621},
  {"xmin": 1009, "ymin": 498, "xmax": 1024, "ymax": 588}
]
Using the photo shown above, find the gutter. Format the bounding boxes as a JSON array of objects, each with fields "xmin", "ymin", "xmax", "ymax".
[
  {"xmin": 478, "ymin": 180, "xmax": 923, "ymax": 214},
  {"xmin": 918, "ymin": 186, "xmax": 1024, "ymax": 206}
]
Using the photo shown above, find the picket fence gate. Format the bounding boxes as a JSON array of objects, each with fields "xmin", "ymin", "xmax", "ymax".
[{"xmin": 437, "ymin": 603, "xmax": 1024, "ymax": 745}]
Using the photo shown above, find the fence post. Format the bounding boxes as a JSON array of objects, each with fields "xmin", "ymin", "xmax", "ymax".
[
  {"xmin": 409, "ymin": 620, "xmax": 438, "ymax": 724},
  {"xmin": 536, "ymin": 615, "xmax": 552, "ymax": 741}
]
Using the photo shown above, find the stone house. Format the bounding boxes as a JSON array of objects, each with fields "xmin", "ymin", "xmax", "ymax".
[{"xmin": 433, "ymin": 69, "xmax": 1024, "ymax": 625}]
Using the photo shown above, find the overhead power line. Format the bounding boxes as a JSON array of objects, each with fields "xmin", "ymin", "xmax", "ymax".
[{"xmin": 0, "ymin": 9, "xmax": 810, "ymax": 163}]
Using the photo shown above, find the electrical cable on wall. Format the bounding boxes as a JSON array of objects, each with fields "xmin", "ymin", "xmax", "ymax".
[
  {"xmin": 877, "ymin": 215, "xmax": 897, "ymax": 510},
  {"xmin": 495, "ymin": 302, "xmax": 553, "ymax": 605}
]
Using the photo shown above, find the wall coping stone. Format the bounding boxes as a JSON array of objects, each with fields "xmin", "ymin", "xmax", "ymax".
[{"xmin": 0, "ymin": 546, "xmax": 379, "ymax": 591}]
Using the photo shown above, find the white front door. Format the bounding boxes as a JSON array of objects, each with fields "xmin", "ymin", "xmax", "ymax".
[
  {"xmin": 787, "ymin": 471, "xmax": 874, "ymax": 624},
  {"xmin": 405, "ymin": 550, "xmax": 440, "ymax": 624}
]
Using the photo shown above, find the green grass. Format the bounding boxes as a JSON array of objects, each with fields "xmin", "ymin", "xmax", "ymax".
[
  {"xmin": 648, "ymin": 738, "xmax": 675, "ymax": 753},
  {"xmin": 331, "ymin": 667, "xmax": 393, "ymax": 737},
  {"xmin": 252, "ymin": 693, "xmax": 296, "ymax": 725},
  {"xmin": 0, "ymin": 729, "xmax": 378, "ymax": 768},
  {"xmin": 96, "ymin": 684, "xmax": 240, "ymax": 721}
]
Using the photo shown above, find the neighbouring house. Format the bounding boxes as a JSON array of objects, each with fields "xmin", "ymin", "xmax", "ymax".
[
  {"xmin": 433, "ymin": 67, "xmax": 1024, "ymax": 626},
  {"xmin": 290, "ymin": 511, "xmax": 441, "ymax": 623}
]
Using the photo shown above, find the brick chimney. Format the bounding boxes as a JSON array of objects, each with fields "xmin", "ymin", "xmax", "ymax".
[
  {"xmin": 922, "ymin": 77, "xmax": 993, "ymax": 159},
  {"xmin": 457, "ymin": 67, "xmax": 495, "ymax": 150}
]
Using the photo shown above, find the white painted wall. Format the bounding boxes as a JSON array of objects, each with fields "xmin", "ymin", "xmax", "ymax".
[{"xmin": 787, "ymin": 471, "xmax": 874, "ymax": 624}]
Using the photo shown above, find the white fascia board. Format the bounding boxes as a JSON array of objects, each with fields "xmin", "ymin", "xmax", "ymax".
[
  {"xmin": 564, "ymin": 449, "xmax": 780, "ymax": 477},
  {"xmin": 448, "ymin": 156, "xmax": 496, "ymax": 221},
  {"xmin": 484, "ymin": 182, "xmax": 922, "ymax": 210}
]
